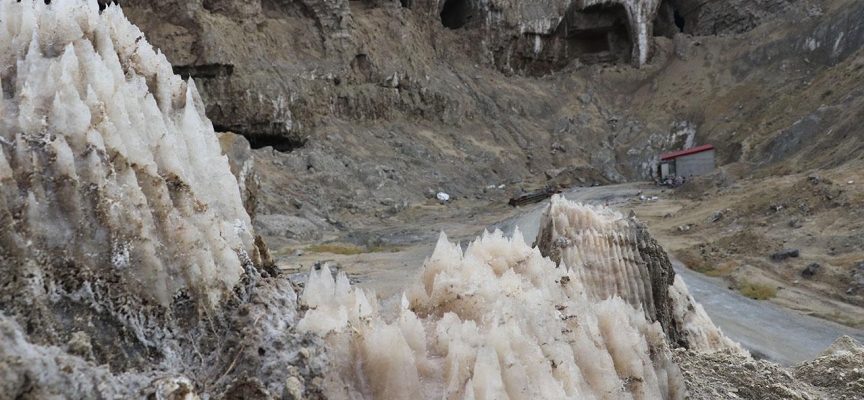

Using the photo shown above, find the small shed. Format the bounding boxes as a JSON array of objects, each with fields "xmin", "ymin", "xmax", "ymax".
[{"xmin": 659, "ymin": 145, "xmax": 715, "ymax": 179}]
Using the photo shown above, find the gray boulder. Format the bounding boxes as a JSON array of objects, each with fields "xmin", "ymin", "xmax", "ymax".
[{"xmin": 771, "ymin": 249, "xmax": 800, "ymax": 261}]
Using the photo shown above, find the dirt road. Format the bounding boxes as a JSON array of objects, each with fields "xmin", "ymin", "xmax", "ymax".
[{"xmin": 491, "ymin": 183, "xmax": 864, "ymax": 365}]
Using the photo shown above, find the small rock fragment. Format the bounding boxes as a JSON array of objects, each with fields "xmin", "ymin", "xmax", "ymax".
[
  {"xmin": 801, "ymin": 263, "xmax": 819, "ymax": 278},
  {"xmin": 771, "ymin": 249, "xmax": 800, "ymax": 261}
]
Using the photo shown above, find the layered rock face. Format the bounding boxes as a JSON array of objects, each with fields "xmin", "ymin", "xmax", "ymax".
[
  {"xmin": 535, "ymin": 196, "xmax": 740, "ymax": 351},
  {"xmin": 0, "ymin": 2, "xmax": 324, "ymax": 398},
  {"xmin": 297, "ymin": 197, "xmax": 740, "ymax": 399},
  {"xmin": 660, "ymin": 0, "xmax": 817, "ymax": 36}
]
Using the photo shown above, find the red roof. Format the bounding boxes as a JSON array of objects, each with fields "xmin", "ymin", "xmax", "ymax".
[{"xmin": 661, "ymin": 145, "xmax": 714, "ymax": 161}]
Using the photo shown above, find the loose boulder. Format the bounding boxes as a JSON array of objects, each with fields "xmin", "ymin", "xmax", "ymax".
[{"xmin": 771, "ymin": 248, "xmax": 801, "ymax": 261}]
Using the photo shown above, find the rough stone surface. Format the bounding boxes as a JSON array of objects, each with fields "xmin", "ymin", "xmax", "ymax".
[
  {"xmin": 219, "ymin": 132, "xmax": 261, "ymax": 220},
  {"xmin": 109, "ymin": 0, "xmax": 846, "ymax": 238},
  {"xmin": 794, "ymin": 335, "xmax": 864, "ymax": 399},
  {"xmin": 802, "ymin": 262, "xmax": 819, "ymax": 278},
  {"xmin": 661, "ymin": 0, "xmax": 816, "ymax": 36},
  {"xmin": 674, "ymin": 348, "xmax": 824, "ymax": 399},
  {"xmin": 535, "ymin": 197, "xmax": 740, "ymax": 352},
  {"xmin": 771, "ymin": 248, "xmax": 801, "ymax": 261}
]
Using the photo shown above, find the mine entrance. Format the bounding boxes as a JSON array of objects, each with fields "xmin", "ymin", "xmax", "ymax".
[{"xmin": 440, "ymin": 0, "xmax": 473, "ymax": 29}]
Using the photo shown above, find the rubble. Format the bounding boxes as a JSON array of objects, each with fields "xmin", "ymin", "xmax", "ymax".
[
  {"xmin": 794, "ymin": 336, "xmax": 864, "ymax": 399},
  {"xmin": 801, "ymin": 263, "xmax": 820, "ymax": 278},
  {"xmin": 772, "ymin": 249, "xmax": 801, "ymax": 261}
]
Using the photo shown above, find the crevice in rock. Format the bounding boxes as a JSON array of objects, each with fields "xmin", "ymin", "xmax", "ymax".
[
  {"xmin": 654, "ymin": 0, "xmax": 688, "ymax": 37},
  {"xmin": 674, "ymin": 9, "xmax": 686, "ymax": 32},
  {"xmin": 247, "ymin": 135, "xmax": 307, "ymax": 153},
  {"xmin": 172, "ymin": 64, "xmax": 234, "ymax": 80}
]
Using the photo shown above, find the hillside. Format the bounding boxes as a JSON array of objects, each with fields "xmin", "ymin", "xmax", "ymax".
[
  {"xmin": 119, "ymin": 0, "xmax": 862, "ymax": 229},
  {"xmin": 118, "ymin": 0, "xmax": 864, "ymax": 312}
]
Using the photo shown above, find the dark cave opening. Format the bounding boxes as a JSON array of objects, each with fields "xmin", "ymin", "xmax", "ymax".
[
  {"xmin": 400, "ymin": 0, "xmax": 411, "ymax": 9},
  {"xmin": 440, "ymin": 0, "xmax": 473, "ymax": 29},
  {"xmin": 245, "ymin": 135, "xmax": 307, "ymax": 153},
  {"xmin": 214, "ymin": 125, "xmax": 306, "ymax": 153},
  {"xmin": 561, "ymin": 3, "xmax": 631, "ymax": 64},
  {"xmin": 570, "ymin": 30, "xmax": 611, "ymax": 54},
  {"xmin": 172, "ymin": 64, "xmax": 234, "ymax": 80},
  {"xmin": 674, "ymin": 10, "xmax": 685, "ymax": 33},
  {"xmin": 653, "ymin": 1, "xmax": 688, "ymax": 37}
]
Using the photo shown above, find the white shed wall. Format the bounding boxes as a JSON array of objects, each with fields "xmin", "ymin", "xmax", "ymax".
[{"xmin": 674, "ymin": 150, "xmax": 715, "ymax": 177}]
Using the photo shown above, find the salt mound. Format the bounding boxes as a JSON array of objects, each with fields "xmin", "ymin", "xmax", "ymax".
[
  {"xmin": 0, "ymin": 5, "xmax": 325, "ymax": 397},
  {"xmin": 300, "ymin": 229, "xmax": 687, "ymax": 399},
  {"xmin": 536, "ymin": 196, "xmax": 740, "ymax": 352},
  {"xmin": 794, "ymin": 335, "xmax": 864, "ymax": 397},
  {"xmin": 0, "ymin": 0, "xmax": 256, "ymax": 309}
]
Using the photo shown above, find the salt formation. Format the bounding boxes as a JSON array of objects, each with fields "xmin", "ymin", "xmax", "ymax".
[
  {"xmin": 0, "ymin": 2, "xmax": 326, "ymax": 398},
  {"xmin": 535, "ymin": 196, "xmax": 740, "ymax": 352},
  {"xmin": 300, "ymin": 229, "xmax": 687, "ymax": 399},
  {"xmin": 0, "ymin": 0, "xmax": 256, "ymax": 309}
]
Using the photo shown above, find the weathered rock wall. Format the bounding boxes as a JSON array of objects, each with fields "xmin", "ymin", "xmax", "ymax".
[{"xmin": 669, "ymin": 0, "xmax": 816, "ymax": 36}]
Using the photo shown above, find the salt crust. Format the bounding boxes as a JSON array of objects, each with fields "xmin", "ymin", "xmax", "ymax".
[{"xmin": 0, "ymin": 0, "xmax": 254, "ymax": 308}]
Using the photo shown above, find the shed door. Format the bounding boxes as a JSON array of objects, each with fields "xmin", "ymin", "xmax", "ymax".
[{"xmin": 660, "ymin": 163, "xmax": 670, "ymax": 179}]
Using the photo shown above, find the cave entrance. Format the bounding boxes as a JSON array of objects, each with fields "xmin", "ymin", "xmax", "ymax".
[
  {"xmin": 440, "ymin": 0, "xmax": 473, "ymax": 29},
  {"xmin": 400, "ymin": 0, "xmax": 411, "ymax": 9},
  {"xmin": 245, "ymin": 135, "xmax": 307, "ymax": 153},
  {"xmin": 654, "ymin": 1, "xmax": 687, "ymax": 37},
  {"xmin": 213, "ymin": 125, "xmax": 307, "ymax": 153},
  {"xmin": 570, "ymin": 30, "xmax": 610, "ymax": 54},
  {"xmin": 674, "ymin": 10, "xmax": 685, "ymax": 32},
  {"xmin": 562, "ymin": 3, "xmax": 631, "ymax": 64}
]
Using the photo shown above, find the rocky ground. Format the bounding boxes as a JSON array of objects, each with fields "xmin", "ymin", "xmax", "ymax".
[
  {"xmin": 619, "ymin": 166, "xmax": 864, "ymax": 329},
  {"xmin": 676, "ymin": 334, "xmax": 864, "ymax": 399}
]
